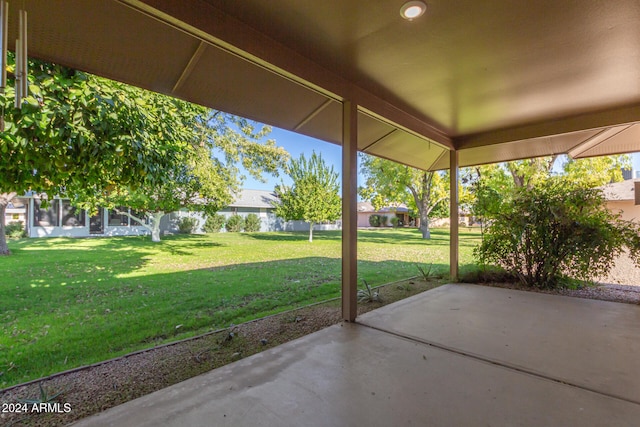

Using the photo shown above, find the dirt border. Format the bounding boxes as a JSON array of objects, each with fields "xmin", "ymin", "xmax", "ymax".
[{"xmin": 0, "ymin": 276, "xmax": 439, "ymax": 427}]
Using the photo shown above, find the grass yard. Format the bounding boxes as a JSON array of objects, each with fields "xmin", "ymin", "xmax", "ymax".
[{"xmin": 0, "ymin": 228, "xmax": 481, "ymax": 388}]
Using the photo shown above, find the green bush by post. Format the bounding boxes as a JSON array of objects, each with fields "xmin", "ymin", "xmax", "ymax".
[
  {"xmin": 244, "ymin": 213, "xmax": 262, "ymax": 232},
  {"xmin": 177, "ymin": 217, "xmax": 199, "ymax": 234},
  {"xmin": 5, "ymin": 221, "xmax": 27, "ymax": 239},
  {"xmin": 475, "ymin": 179, "xmax": 640, "ymax": 289},
  {"xmin": 225, "ymin": 215, "xmax": 245, "ymax": 232},
  {"xmin": 369, "ymin": 214, "xmax": 381, "ymax": 227},
  {"xmin": 203, "ymin": 214, "xmax": 226, "ymax": 233}
]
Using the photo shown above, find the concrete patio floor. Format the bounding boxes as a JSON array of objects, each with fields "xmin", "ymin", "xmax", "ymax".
[{"xmin": 73, "ymin": 284, "xmax": 640, "ymax": 426}]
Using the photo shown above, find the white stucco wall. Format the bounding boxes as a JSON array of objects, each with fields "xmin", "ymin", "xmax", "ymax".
[{"xmin": 607, "ymin": 201, "xmax": 640, "ymax": 223}]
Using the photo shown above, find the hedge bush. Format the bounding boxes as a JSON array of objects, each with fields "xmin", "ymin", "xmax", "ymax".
[
  {"xmin": 203, "ymin": 214, "xmax": 226, "ymax": 233},
  {"xmin": 177, "ymin": 217, "xmax": 199, "ymax": 234},
  {"xmin": 244, "ymin": 213, "xmax": 261, "ymax": 232},
  {"xmin": 475, "ymin": 179, "xmax": 640, "ymax": 289},
  {"xmin": 5, "ymin": 221, "xmax": 27, "ymax": 239},
  {"xmin": 225, "ymin": 214, "xmax": 245, "ymax": 232},
  {"xmin": 368, "ymin": 214, "xmax": 381, "ymax": 227}
]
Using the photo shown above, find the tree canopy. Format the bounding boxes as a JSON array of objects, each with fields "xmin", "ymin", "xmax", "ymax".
[
  {"xmin": 99, "ymin": 112, "xmax": 289, "ymax": 241},
  {"xmin": 504, "ymin": 155, "xmax": 630, "ymax": 189},
  {"xmin": 0, "ymin": 55, "xmax": 202, "ymax": 254},
  {"xmin": 274, "ymin": 152, "xmax": 341, "ymax": 242},
  {"xmin": 359, "ymin": 154, "xmax": 448, "ymax": 239},
  {"xmin": 466, "ymin": 154, "xmax": 631, "ymax": 229},
  {"xmin": 0, "ymin": 54, "xmax": 289, "ymax": 250}
]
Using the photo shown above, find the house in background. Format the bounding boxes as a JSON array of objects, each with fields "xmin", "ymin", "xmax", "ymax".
[
  {"xmin": 4, "ymin": 198, "xmax": 28, "ymax": 227},
  {"xmin": 357, "ymin": 201, "xmax": 474, "ymax": 228},
  {"xmin": 174, "ymin": 189, "xmax": 282, "ymax": 233},
  {"xmin": 357, "ymin": 202, "xmax": 413, "ymax": 228},
  {"xmin": 176, "ymin": 189, "xmax": 341, "ymax": 233},
  {"xmin": 8, "ymin": 189, "xmax": 341, "ymax": 238},
  {"xmin": 220, "ymin": 189, "xmax": 283, "ymax": 232},
  {"xmin": 599, "ymin": 179, "xmax": 640, "ymax": 223},
  {"xmin": 10, "ymin": 195, "xmax": 154, "ymax": 238}
]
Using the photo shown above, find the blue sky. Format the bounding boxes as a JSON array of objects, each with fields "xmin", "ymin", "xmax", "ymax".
[{"xmin": 241, "ymin": 127, "xmax": 347, "ymax": 192}]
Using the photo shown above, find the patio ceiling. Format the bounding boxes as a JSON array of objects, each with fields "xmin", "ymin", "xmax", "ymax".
[{"xmin": 4, "ymin": 0, "xmax": 640, "ymax": 170}]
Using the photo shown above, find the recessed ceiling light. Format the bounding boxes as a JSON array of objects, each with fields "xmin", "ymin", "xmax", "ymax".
[{"xmin": 400, "ymin": 1, "xmax": 427, "ymax": 20}]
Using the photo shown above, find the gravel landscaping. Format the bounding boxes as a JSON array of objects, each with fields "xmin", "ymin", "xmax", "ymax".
[{"xmin": 485, "ymin": 250, "xmax": 640, "ymax": 305}]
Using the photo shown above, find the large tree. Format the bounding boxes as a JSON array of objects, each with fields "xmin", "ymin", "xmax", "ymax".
[
  {"xmin": 359, "ymin": 154, "xmax": 448, "ymax": 239},
  {"xmin": 0, "ymin": 55, "xmax": 199, "ymax": 254},
  {"xmin": 504, "ymin": 155, "xmax": 630, "ymax": 188},
  {"xmin": 274, "ymin": 152, "xmax": 341, "ymax": 242},
  {"xmin": 100, "ymin": 112, "xmax": 289, "ymax": 242}
]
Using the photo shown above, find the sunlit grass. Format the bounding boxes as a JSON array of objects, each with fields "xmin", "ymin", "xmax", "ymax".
[{"xmin": 0, "ymin": 228, "xmax": 481, "ymax": 387}]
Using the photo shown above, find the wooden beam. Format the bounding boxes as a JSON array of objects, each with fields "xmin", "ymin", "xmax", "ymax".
[
  {"xmin": 449, "ymin": 149, "xmax": 459, "ymax": 281},
  {"xmin": 293, "ymin": 98, "xmax": 333, "ymax": 131},
  {"xmin": 567, "ymin": 125, "xmax": 630, "ymax": 159},
  {"xmin": 342, "ymin": 100, "xmax": 358, "ymax": 322},
  {"xmin": 455, "ymin": 103, "xmax": 640, "ymax": 150},
  {"xmin": 172, "ymin": 40, "xmax": 207, "ymax": 94}
]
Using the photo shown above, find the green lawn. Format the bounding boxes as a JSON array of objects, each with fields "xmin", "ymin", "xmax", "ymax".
[{"xmin": 0, "ymin": 228, "xmax": 481, "ymax": 388}]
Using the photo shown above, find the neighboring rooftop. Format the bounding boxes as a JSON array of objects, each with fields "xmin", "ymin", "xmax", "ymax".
[
  {"xmin": 229, "ymin": 189, "xmax": 279, "ymax": 209},
  {"xmin": 357, "ymin": 202, "xmax": 408, "ymax": 213},
  {"xmin": 599, "ymin": 179, "xmax": 640, "ymax": 201}
]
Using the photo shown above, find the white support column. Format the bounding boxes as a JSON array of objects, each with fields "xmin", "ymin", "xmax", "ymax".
[
  {"xmin": 342, "ymin": 100, "xmax": 358, "ymax": 322},
  {"xmin": 449, "ymin": 149, "xmax": 459, "ymax": 281}
]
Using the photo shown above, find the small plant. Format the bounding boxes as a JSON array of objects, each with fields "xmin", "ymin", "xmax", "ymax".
[
  {"xmin": 390, "ymin": 217, "xmax": 400, "ymax": 228},
  {"xmin": 225, "ymin": 215, "xmax": 245, "ymax": 232},
  {"xmin": 19, "ymin": 382, "xmax": 66, "ymax": 404},
  {"xmin": 379, "ymin": 215, "xmax": 389, "ymax": 227},
  {"xmin": 244, "ymin": 213, "xmax": 261, "ymax": 232},
  {"xmin": 415, "ymin": 263, "xmax": 435, "ymax": 281},
  {"xmin": 203, "ymin": 214, "xmax": 226, "ymax": 233},
  {"xmin": 396, "ymin": 282, "xmax": 412, "ymax": 291},
  {"xmin": 5, "ymin": 221, "xmax": 27, "ymax": 239},
  {"xmin": 219, "ymin": 325, "xmax": 240, "ymax": 346},
  {"xmin": 177, "ymin": 217, "xmax": 199, "ymax": 234},
  {"xmin": 357, "ymin": 279, "xmax": 382, "ymax": 303},
  {"xmin": 368, "ymin": 214, "xmax": 381, "ymax": 227}
]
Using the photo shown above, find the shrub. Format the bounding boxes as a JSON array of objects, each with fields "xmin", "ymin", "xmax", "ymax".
[
  {"xmin": 244, "ymin": 213, "xmax": 261, "ymax": 232},
  {"xmin": 203, "ymin": 214, "xmax": 226, "ymax": 233},
  {"xmin": 357, "ymin": 279, "xmax": 382, "ymax": 303},
  {"xmin": 379, "ymin": 215, "xmax": 388, "ymax": 227},
  {"xmin": 475, "ymin": 180, "xmax": 640, "ymax": 289},
  {"xmin": 390, "ymin": 217, "xmax": 399, "ymax": 228},
  {"xmin": 225, "ymin": 215, "xmax": 245, "ymax": 232},
  {"xmin": 177, "ymin": 217, "xmax": 199, "ymax": 234},
  {"xmin": 5, "ymin": 221, "xmax": 27, "ymax": 239},
  {"xmin": 415, "ymin": 263, "xmax": 436, "ymax": 281},
  {"xmin": 368, "ymin": 214, "xmax": 381, "ymax": 227}
]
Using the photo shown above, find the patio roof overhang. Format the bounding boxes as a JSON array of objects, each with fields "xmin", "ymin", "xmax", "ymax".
[{"xmin": 4, "ymin": 0, "xmax": 639, "ymax": 171}]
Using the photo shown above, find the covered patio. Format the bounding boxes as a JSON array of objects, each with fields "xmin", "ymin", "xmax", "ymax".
[
  {"xmin": 73, "ymin": 284, "xmax": 640, "ymax": 426},
  {"xmin": 2, "ymin": 0, "xmax": 640, "ymax": 424},
  {"xmin": 5, "ymin": 0, "xmax": 640, "ymax": 318}
]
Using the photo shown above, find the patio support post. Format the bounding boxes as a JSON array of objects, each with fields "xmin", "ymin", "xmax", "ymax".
[
  {"xmin": 449, "ymin": 149, "xmax": 459, "ymax": 281},
  {"xmin": 342, "ymin": 100, "xmax": 358, "ymax": 322}
]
